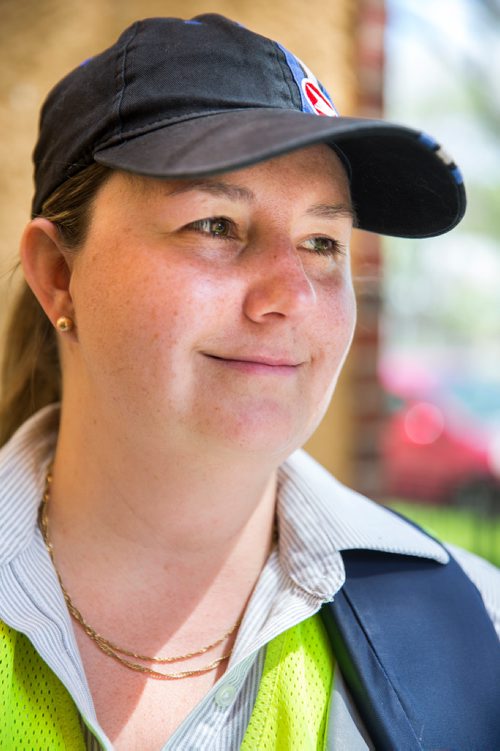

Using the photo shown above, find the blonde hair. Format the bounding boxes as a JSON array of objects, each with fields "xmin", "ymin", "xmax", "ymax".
[{"xmin": 0, "ymin": 163, "xmax": 112, "ymax": 447}]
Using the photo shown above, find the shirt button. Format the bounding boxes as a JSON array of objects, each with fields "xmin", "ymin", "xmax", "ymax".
[{"xmin": 214, "ymin": 683, "xmax": 237, "ymax": 708}]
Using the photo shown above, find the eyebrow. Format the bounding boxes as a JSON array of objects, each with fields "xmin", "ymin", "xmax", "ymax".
[
  {"xmin": 306, "ymin": 203, "xmax": 357, "ymax": 223},
  {"xmin": 167, "ymin": 180, "xmax": 356, "ymax": 223},
  {"xmin": 167, "ymin": 180, "xmax": 255, "ymax": 203}
]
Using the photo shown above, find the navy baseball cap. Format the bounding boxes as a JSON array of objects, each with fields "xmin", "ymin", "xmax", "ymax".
[{"xmin": 32, "ymin": 14, "xmax": 466, "ymax": 238}]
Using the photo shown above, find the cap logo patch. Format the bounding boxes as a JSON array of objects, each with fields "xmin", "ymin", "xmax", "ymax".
[
  {"xmin": 277, "ymin": 43, "xmax": 338, "ymax": 117},
  {"xmin": 302, "ymin": 80, "xmax": 337, "ymax": 117}
]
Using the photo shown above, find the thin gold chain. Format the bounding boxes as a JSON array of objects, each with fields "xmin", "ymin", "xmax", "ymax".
[{"xmin": 38, "ymin": 467, "xmax": 240, "ymax": 680}]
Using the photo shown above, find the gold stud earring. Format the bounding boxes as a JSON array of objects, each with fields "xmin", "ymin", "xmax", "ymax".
[{"xmin": 56, "ymin": 316, "xmax": 74, "ymax": 333}]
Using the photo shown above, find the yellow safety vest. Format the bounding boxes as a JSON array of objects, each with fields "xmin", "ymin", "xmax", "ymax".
[
  {"xmin": 0, "ymin": 620, "xmax": 85, "ymax": 750},
  {"xmin": 241, "ymin": 614, "xmax": 334, "ymax": 750},
  {"xmin": 0, "ymin": 615, "xmax": 334, "ymax": 750}
]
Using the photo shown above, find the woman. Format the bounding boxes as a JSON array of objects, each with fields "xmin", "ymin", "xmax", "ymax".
[{"xmin": 0, "ymin": 14, "xmax": 498, "ymax": 751}]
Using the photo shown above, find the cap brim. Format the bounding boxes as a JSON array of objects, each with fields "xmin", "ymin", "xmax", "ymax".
[{"xmin": 95, "ymin": 109, "xmax": 465, "ymax": 239}]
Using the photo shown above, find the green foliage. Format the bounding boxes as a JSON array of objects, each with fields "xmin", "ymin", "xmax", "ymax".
[{"xmin": 388, "ymin": 501, "xmax": 500, "ymax": 567}]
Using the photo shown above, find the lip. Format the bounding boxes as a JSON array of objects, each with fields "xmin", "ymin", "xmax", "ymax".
[{"xmin": 204, "ymin": 353, "xmax": 304, "ymax": 375}]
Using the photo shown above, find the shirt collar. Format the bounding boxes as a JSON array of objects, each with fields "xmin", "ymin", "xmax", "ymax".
[{"xmin": 276, "ymin": 449, "xmax": 449, "ymax": 599}]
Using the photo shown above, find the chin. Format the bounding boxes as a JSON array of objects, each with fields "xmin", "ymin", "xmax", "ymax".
[{"xmin": 199, "ymin": 402, "xmax": 311, "ymax": 461}]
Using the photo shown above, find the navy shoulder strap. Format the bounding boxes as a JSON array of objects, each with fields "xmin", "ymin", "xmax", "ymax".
[{"xmin": 320, "ymin": 547, "xmax": 500, "ymax": 750}]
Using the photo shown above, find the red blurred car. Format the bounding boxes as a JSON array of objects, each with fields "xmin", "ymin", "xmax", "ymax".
[{"xmin": 379, "ymin": 359, "xmax": 500, "ymax": 507}]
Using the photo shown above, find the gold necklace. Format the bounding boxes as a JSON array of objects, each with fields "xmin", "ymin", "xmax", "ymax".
[{"xmin": 39, "ymin": 467, "xmax": 240, "ymax": 680}]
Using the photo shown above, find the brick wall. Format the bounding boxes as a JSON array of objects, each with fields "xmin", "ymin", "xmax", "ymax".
[{"xmin": 351, "ymin": 0, "xmax": 386, "ymax": 497}]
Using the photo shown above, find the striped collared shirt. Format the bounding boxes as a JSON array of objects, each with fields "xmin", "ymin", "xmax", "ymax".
[{"xmin": 0, "ymin": 405, "xmax": 498, "ymax": 750}]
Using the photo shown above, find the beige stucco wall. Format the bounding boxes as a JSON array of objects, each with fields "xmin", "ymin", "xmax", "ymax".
[{"xmin": 0, "ymin": 0, "xmax": 361, "ymax": 482}]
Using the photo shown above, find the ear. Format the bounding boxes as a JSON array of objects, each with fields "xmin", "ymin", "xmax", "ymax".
[{"xmin": 20, "ymin": 218, "xmax": 76, "ymax": 333}]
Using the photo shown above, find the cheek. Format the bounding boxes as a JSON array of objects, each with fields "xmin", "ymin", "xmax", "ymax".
[
  {"xmin": 317, "ymin": 278, "xmax": 357, "ymax": 365},
  {"xmin": 71, "ymin": 249, "xmax": 233, "ymax": 377},
  {"xmin": 302, "ymin": 283, "xmax": 356, "ymax": 435}
]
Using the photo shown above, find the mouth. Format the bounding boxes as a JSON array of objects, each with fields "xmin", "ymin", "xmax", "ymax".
[{"xmin": 204, "ymin": 353, "xmax": 304, "ymax": 375}]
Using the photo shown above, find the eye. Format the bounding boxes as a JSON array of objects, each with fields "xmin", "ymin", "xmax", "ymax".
[
  {"xmin": 301, "ymin": 236, "xmax": 346, "ymax": 257},
  {"xmin": 187, "ymin": 217, "xmax": 236, "ymax": 239}
]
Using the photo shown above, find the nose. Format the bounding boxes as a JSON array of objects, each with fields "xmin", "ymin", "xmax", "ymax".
[{"xmin": 242, "ymin": 241, "xmax": 317, "ymax": 323}]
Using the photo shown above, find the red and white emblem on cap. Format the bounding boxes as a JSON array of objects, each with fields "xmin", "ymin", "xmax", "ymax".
[{"xmin": 302, "ymin": 79, "xmax": 337, "ymax": 117}]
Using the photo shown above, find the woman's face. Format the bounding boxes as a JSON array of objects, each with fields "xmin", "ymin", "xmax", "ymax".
[{"xmin": 66, "ymin": 144, "xmax": 356, "ymax": 460}]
